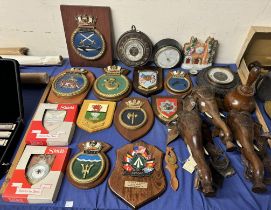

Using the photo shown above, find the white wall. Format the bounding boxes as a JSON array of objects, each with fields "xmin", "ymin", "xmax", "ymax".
[{"xmin": 0, "ymin": 0, "xmax": 271, "ymax": 63}]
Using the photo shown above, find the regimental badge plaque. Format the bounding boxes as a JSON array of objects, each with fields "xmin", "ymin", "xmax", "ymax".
[
  {"xmin": 67, "ymin": 140, "xmax": 111, "ymax": 189},
  {"xmin": 71, "ymin": 15, "xmax": 105, "ymax": 60},
  {"xmin": 108, "ymin": 141, "xmax": 166, "ymax": 209},
  {"xmin": 165, "ymin": 70, "xmax": 192, "ymax": 97},
  {"xmin": 77, "ymin": 100, "xmax": 116, "ymax": 133},
  {"xmin": 93, "ymin": 65, "xmax": 132, "ymax": 101},
  {"xmin": 47, "ymin": 68, "xmax": 95, "ymax": 104},
  {"xmin": 133, "ymin": 66, "xmax": 163, "ymax": 97},
  {"xmin": 151, "ymin": 95, "xmax": 181, "ymax": 124},
  {"xmin": 60, "ymin": 5, "xmax": 113, "ymax": 67},
  {"xmin": 114, "ymin": 98, "xmax": 154, "ymax": 142}
]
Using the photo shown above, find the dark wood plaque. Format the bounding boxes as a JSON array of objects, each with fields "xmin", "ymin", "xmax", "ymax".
[
  {"xmin": 60, "ymin": 5, "xmax": 113, "ymax": 67},
  {"xmin": 113, "ymin": 97, "xmax": 154, "ymax": 142},
  {"xmin": 108, "ymin": 141, "xmax": 166, "ymax": 209},
  {"xmin": 133, "ymin": 66, "xmax": 163, "ymax": 97}
]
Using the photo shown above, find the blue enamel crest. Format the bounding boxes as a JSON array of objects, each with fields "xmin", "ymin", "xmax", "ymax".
[{"xmin": 72, "ymin": 29, "xmax": 105, "ymax": 60}]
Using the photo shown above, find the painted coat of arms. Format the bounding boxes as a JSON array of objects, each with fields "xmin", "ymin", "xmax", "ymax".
[{"xmin": 77, "ymin": 100, "xmax": 116, "ymax": 133}]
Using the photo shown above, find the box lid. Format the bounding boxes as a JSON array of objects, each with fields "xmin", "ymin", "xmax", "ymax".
[
  {"xmin": 236, "ymin": 26, "xmax": 271, "ymax": 67},
  {"xmin": 0, "ymin": 59, "xmax": 24, "ymax": 123}
]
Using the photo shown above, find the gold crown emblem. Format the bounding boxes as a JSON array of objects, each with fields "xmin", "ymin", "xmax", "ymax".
[
  {"xmin": 171, "ymin": 70, "xmax": 185, "ymax": 78},
  {"xmin": 104, "ymin": 65, "xmax": 122, "ymax": 75},
  {"xmin": 125, "ymin": 99, "xmax": 144, "ymax": 108},
  {"xmin": 83, "ymin": 141, "xmax": 102, "ymax": 154},
  {"xmin": 75, "ymin": 15, "xmax": 97, "ymax": 27}
]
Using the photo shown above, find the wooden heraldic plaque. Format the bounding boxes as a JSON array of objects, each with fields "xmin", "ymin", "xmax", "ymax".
[
  {"xmin": 108, "ymin": 141, "xmax": 166, "ymax": 208},
  {"xmin": 60, "ymin": 5, "xmax": 113, "ymax": 67}
]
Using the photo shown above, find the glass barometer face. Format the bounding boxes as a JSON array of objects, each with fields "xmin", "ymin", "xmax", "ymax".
[
  {"xmin": 207, "ymin": 67, "xmax": 234, "ymax": 84},
  {"xmin": 155, "ymin": 46, "xmax": 181, "ymax": 68}
]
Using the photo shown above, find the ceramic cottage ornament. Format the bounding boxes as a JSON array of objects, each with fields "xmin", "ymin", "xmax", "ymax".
[{"xmin": 181, "ymin": 36, "xmax": 218, "ymax": 70}]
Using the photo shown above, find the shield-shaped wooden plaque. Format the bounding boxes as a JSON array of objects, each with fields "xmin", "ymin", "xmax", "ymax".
[
  {"xmin": 114, "ymin": 97, "xmax": 154, "ymax": 142},
  {"xmin": 151, "ymin": 95, "xmax": 182, "ymax": 124},
  {"xmin": 108, "ymin": 141, "xmax": 166, "ymax": 209},
  {"xmin": 133, "ymin": 66, "xmax": 163, "ymax": 97}
]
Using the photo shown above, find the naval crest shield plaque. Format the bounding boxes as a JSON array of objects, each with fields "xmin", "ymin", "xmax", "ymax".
[
  {"xmin": 93, "ymin": 65, "xmax": 132, "ymax": 101},
  {"xmin": 165, "ymin": 70, "xmax": 192, "ymax": 97},
  {"xmin": 114, "ymin": 98, "xmax": 154, "ymax": 142},
  {"xmin": 133, "ymin": 66, "xmax": 163, "ymax": 96},
  {"xmin": 152, "ymin": 95, "xmax": 181, "ymax": 124},
  {"xmin": 67, "ymin": 140, "xmax": 111, "ymax": 189}
]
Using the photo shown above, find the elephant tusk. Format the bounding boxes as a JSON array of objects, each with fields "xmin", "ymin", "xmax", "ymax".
[
  {"xmin": 236, "ymin": 140, "xmax": 242, "ymax": 148},
  {"xmin": 253, "ymin": 144, "xmax": 260, "ymax": 151},
  {"xmin": 220, "ymin": 112, "xmax": 226, "ymax": 118},
  {"xmin": 204, "ymin": 112, "xmax": 213, "ymax": 119}
]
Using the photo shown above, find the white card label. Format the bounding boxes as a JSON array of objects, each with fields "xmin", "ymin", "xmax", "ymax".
[{"xmin": 65, "ymin": 201, "xmax": 74, "ymax": 208}]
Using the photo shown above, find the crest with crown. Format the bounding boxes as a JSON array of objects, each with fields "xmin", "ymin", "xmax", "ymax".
[
  {"xmin": 126, "ymin": 99, "xmax": 144, "ymax": 109},
  {"xmin": 104, "ymin": 65, "xmax": 123, "ymax": 75},
  {"xmin": 83, "ymin": 140, "xmax": 102, "ymax": 154},
  {"xmin": 75, "ymin": 14, "xmax": 97, "ymax": 28},
  {"xmin": 171, "ymin": 70, "xmax": 185, "ymax": 78}
]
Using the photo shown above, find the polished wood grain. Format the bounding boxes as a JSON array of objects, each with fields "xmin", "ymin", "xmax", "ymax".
[
  {"xmin": 108, "ymin": 141, "xmax": 166, "ymax": 209},
  {"xmin": 224, "ymin": 66, "xmax": 261, "ymax": 112},
  {"xmin": 60, "ymin": 5, "xmax": 113, "ymax": 67}
]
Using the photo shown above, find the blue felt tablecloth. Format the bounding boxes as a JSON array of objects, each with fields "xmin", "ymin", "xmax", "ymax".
[{"xmin": 0, "ymin": 60, "xmax": 271, "ymax": 210}]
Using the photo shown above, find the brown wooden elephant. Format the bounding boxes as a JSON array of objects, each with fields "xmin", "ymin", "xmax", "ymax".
[
  {"xmin": 227, "ymin": 110, "xmax": 267, "ymax": 193},
  {"xmin": 168, "ymin": 96, "xmax": 215, "ymax": 196},
  {"xmin": 192, "ymin": 86, "xmax": 235, "ymax": 151}
]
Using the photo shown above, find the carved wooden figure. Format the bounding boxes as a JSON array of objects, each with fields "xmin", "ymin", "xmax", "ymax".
[
  {"xmin": 227, "ymin": 110, "xmax": 266, "ymax": 193},
  {"xmin": 168, "ymin": 96, "xmax": 215, "ymax": 196},
  {"xmin": 192, "ymin": 86, "xmax": 235, "ymax": 151}
]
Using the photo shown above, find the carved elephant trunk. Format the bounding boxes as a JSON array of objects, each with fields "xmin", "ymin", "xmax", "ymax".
[
  {"xmin": 228, "ymin": 110, "xmax": 266, "ymax": 193},
  {"xmin": 193, "ymin": 86, "xmax": 234, "ymax": 151},
  {"xmin": 178, "ymin": 110, "xmax": 215, "ymax": 196}
]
